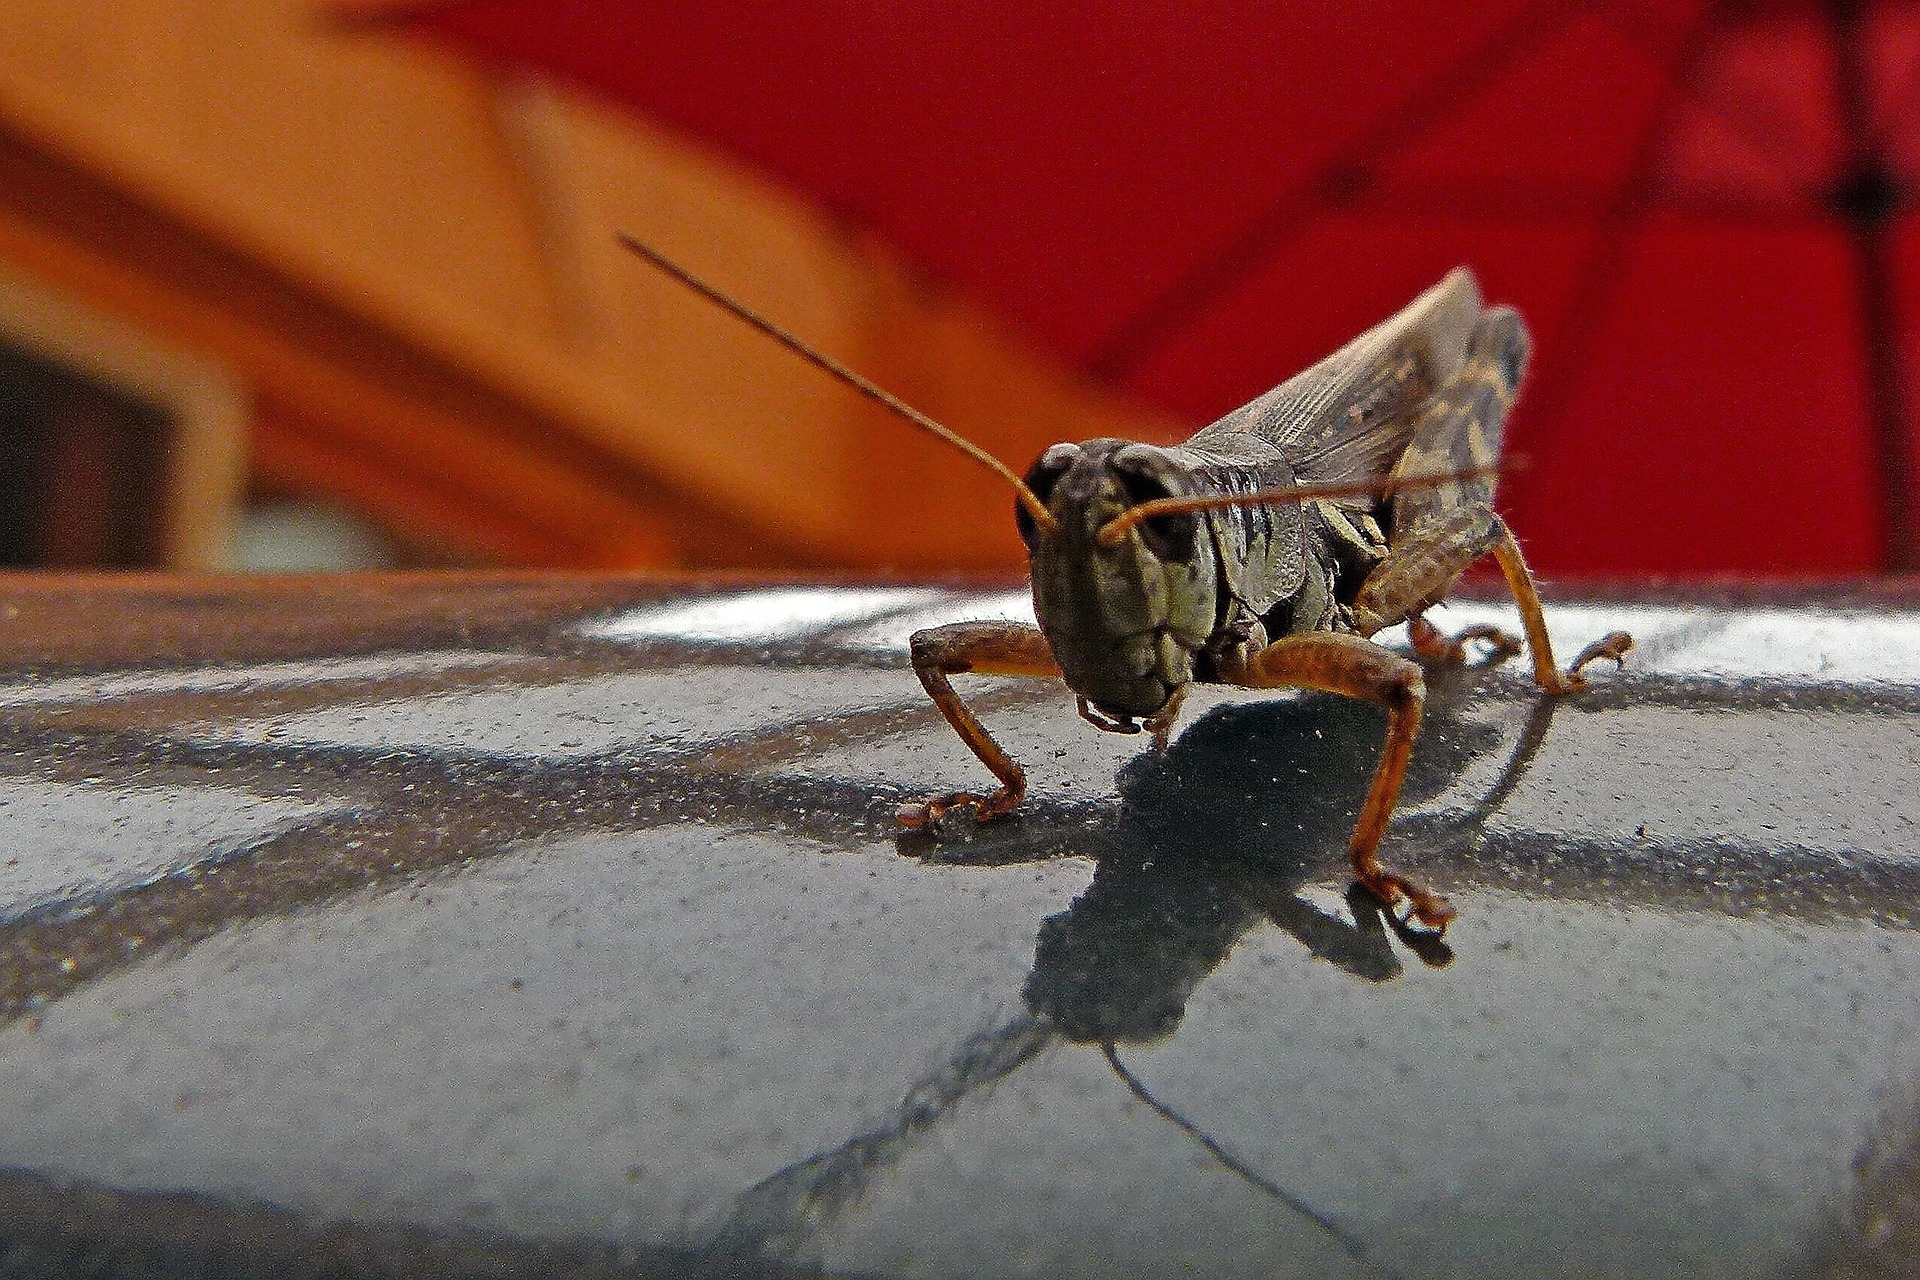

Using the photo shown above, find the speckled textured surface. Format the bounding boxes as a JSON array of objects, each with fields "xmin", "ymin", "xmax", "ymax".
[{"xmin": 0, "ymin": 573, "xmax": 1916, "ymax": 1279}]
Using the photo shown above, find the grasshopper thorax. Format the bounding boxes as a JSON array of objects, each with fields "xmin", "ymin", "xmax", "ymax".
[{"xmin": 1019, "ymin": 440, "xmax": 1220, "ymax": 724}]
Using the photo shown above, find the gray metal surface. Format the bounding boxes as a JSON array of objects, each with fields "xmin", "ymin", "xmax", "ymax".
[{"xmin": 0, "ymin": 574, "xmax": 1915, "ymax": 1279}]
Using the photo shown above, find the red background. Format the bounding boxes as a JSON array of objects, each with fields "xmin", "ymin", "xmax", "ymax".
[{"xmin": 407, "ymin": 0, "xmax": 1920, "ymax": 576}]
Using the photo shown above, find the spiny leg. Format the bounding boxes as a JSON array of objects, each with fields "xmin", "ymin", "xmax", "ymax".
[
  {"xmin": 1351, "ymin": 504, "xmax": 1632, "ymax": 694},
  {"xmin": 1362, "ymin": 306, "xmax": 1630, "ymax": 688},
  {"xmin": 1485, "ymin": 515, "xmax": 1632, "ymax": 693},
  {"xmin": 1220, "ymin": 632, "xmax": 1451, "ymax": 930},
  {"xmin": 1368, "ymin": 308, "xmax": 1523, "ymax": 671},
  {"xmin": 898, "ymin": 621, "xmax": 1061, "ymax": 828}
]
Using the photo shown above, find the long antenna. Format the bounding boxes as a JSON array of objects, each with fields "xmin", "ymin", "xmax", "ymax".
[
  {"xmin": 617, "ymin": 231, "xmax": 1060, "ymax": 535},
  {"xmin": 1096, "ymin": 462, "xmax": 1510, "ymax": 548}
]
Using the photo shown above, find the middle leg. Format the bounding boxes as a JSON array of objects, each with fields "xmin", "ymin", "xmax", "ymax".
[{"xmin": 1407, "ymin": 612, "xmax": 1522, "ymax": 666}]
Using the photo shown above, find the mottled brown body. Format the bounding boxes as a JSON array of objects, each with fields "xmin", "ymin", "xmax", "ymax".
[{"xmin": 902, "ymin": 268, "xmax": 1633, "ymax": 930}]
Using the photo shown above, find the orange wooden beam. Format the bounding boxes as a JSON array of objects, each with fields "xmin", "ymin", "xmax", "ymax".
[{"xmin": 0, "ymin": 117, "xmax": 781, "ymax": 569}]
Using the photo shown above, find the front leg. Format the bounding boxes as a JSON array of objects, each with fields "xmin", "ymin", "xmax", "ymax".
[
  {"xmin": 897, "ymin": 621, "xmax": 1061, "ymax": 828},
  {"xmin": 1219, "ymin": 632, "xmax": 1452, "ymax": 930}
]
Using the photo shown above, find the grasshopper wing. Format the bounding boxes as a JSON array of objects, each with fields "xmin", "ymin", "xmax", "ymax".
[{"xmin": 1185, "ymin": 268, "xmax": 1486, "ymax": 497}]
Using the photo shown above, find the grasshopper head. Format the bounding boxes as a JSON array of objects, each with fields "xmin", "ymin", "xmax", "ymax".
[{"xmin": 1019, "ymin": 440, "xmax": 1218, "ymax": 723}]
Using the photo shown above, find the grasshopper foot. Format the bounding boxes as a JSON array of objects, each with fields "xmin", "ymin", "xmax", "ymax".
[
  {"xmin": 1357, "ymin": 870, "xmax": 1456, "ymax": 934},
  {"xmin": 1347, "ymin": 885, "xmax": 1455, "ymax": 968},
  {"xmin": 1540, "ymin": 629, "xmax": 1635, "ymax": 695},
  {"xmin": 896, "ymin": 790, "xmax": 1017, "ymax": 830},
  {"xmin": 1454, "ymin": 623, "xmax": 1525, "ymax": 663},
  {"xmin": 1144, "ymin": 684, "xmax": 1187, "ymax": 756},
  {"xmin": 1409, "ymin": 614, "xmax": 1524, "ymax": 667}
]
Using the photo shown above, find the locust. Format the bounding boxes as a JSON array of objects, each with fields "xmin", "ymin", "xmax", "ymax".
[{"xmin": 620, "ymin": 233, "xmax": 1632, "ymax": 931}]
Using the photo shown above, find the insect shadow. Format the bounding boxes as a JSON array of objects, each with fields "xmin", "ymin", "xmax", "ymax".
[
  {"xmin": 906, "ymin": 661, "xmax": 1554, "ymax": 1017},
  {"xmin": 1022, "ymin": 687, "xmax": 1497, "ymax": 1025},
  {"xmin": 696, "ymin": 668, "xmax": 1557, "ymax": 1275}
]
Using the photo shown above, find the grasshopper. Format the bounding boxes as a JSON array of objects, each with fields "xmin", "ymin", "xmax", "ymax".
[{"xmin": 621, "ymin": 234, "xmax": 1632, "ymax": 931}]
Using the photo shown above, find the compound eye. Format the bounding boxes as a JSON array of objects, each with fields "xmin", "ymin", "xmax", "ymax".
[
  {"xmin": 1017, "ymin": 444, "xmax": 1079, "ymax": 550},
  {"xmin": 1112, "ymin": 456, "xmax": 1199, "ymax": 564}
]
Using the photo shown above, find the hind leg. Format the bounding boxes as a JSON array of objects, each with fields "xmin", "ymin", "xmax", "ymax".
[
  {"xmin": 1481, "ymin": 513, "xmax": 1633, "ymax": 692},
  {"xmin": 1352, "ymin": 306, "xmax": 1632, "ymax": 689},
  {"xmin": 1351, "ymin": 504, "xmax": 1632, "ymax": 694}
]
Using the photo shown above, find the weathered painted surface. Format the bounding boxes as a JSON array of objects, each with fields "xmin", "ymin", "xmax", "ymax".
[{"xmin": 0, "ymin": 574, "xmax": 1914, "ymax": 1279}]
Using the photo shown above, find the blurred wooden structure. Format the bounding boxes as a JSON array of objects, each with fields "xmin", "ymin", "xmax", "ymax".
[{"xmin": 0, "ymin": 0, "xmax": 1171, "ymax": 570}]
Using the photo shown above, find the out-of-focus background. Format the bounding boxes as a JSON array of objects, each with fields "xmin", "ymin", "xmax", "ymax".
[{"xmin": 0, "ymin": 0, "xmax": 1911, "ymax": 576}]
